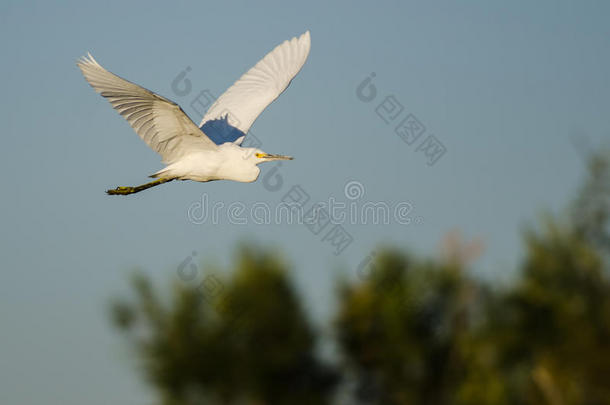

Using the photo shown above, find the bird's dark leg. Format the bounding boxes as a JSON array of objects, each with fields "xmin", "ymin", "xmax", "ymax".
[{"xmin": 106, "ymin": 178, "xmax": 174, "ymax": 195}]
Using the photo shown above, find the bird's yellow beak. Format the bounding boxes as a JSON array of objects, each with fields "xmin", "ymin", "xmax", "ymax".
[{"xmin": 255, "ymin": 152, "xmax": 293, "ymax": 161}]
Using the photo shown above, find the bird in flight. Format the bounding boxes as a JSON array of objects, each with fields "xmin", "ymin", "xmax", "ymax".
[{"xmin": 77, "ymin": 31, "xmax": 311, "ymax": 195}]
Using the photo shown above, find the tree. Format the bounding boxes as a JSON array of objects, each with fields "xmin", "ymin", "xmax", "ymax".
[
  {"xmin": 335, "ymin": 248, "xmax": 489, "ymax": 405},
  {"xmin": 486, "ymin": 220, "xmax": 610, "ymax": 405},
  {"xmin": 110, "ymin": 247, "xmax": 338, "ymax": 405},
  {"xmin": 484, "ymin": 150, "xmax": 610, "ymax": 405}
]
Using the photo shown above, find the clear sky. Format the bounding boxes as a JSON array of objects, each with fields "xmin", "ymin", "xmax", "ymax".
[{"xmin": 1, "ymin": 1, "xmax": 609, "ymax": 404}]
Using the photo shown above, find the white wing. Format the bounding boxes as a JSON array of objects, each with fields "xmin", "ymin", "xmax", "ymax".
[
  {"xmin": 199, "ymin": 31, "xmax": 311, "ymax": 142},
  {"xmin": 77, "ymin": 54, "xmax": 217, "ymax": 163}
]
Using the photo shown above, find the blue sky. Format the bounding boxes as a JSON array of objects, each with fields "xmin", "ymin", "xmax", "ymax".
[{"xmin": 1, "ymin": 1, "xmax": 609, "ymax": 404}]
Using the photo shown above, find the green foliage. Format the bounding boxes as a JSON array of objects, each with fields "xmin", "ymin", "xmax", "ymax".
[
  {"xmin": 336, "ymin": 251, "xmax": 479, "ymax": 405},
  {"xmin": 111, "ymin": 247, "xmax": 338, "ymax": 405},
  {"xmin": 488, "ymin": 222, "xmax": 610, "ymax": 405}
]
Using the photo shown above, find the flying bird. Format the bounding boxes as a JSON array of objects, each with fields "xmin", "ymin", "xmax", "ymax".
[{"xmin": 77, "ymin": 31, "xmax": 311, "ymax": 195}]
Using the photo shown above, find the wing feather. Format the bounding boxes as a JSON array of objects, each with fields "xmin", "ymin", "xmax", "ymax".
[
  {"xmin": 77, "ymin": 54, "xmax": 217, "ymax": 163},
  {"xmin": 199, "ymin": 31, "xmax": 311, "ymax": 143}
]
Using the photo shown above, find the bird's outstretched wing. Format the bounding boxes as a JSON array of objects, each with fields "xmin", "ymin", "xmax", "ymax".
[
  {"xmin": 199, "ymin": 31, "xmax": 311, "ymax": 145},
  {"xmin": 77, "ymin": 54, "xmax": 217, "ymax": 163}
]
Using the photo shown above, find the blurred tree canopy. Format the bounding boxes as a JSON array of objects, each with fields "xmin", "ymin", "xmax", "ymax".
[
  {"xmin": 111, "ymin": 248, "xmax": 338, "ymax": 405},
  {"xmin": 111, "ymin": 151, "xmax": 610, "ymax": 405}
]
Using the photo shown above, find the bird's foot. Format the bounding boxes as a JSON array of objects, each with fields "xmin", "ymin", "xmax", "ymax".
[
  {"xmin": 105, "ymin": 178, "xmax": 174, "ymax": 196},
  {"xmin": 106, "ymin": 186, "xmax": 136, "ymax": 195}
]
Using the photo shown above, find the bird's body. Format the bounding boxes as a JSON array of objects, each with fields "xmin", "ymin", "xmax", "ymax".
[
  {"xmin": 152, "ymin": 144, "xmax": 262, "ymax": 183},
  {"xmin": 77, "ymin": 31, "xmax": 310, "ymax": 195}
]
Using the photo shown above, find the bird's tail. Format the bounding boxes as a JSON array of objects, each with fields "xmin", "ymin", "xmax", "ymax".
[
  {"xmin": 149, "ymin": 167, "xmax": 171, "ymax": 179},
  {"xmin": 106, "ymin": 178, "xmax": 174, "ymax": 196}
]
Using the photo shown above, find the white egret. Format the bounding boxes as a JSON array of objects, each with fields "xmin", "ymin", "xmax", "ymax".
[{"xmin": 77, "ymin": 31, "xmax": 311, "ymax": 195}]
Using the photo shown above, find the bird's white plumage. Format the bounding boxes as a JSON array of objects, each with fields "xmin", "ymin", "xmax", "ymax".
[
  {"xmin": 77, "ymin": 31, "xmax": 309, "ymax": 192},
  {"xmin": 77, "ymin": 54, "xmax": 217, "ymax": 164},
  {"xmin": 199, "ymin": 30, "xmax": 311, "ymax": 139}
]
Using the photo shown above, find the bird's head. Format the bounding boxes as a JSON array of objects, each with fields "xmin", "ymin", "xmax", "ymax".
[{"xmin": 250, "ymin": 149, "xmax": 293, "ymax": 164}]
